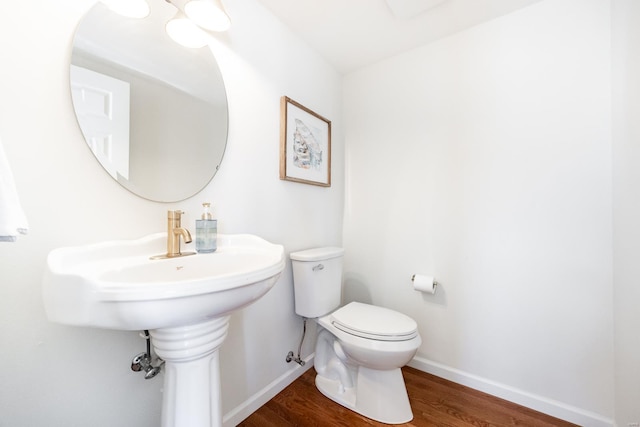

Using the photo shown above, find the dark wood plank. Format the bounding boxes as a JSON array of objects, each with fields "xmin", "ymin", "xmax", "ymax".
[{"xmin": 238, "ymin": 366, "xmax": 578, "ymax": 427}]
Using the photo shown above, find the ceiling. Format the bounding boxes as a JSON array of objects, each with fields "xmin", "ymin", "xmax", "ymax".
[{"xmin": 255, "ymin": 0, "xmax": 543, "ymax": 74}]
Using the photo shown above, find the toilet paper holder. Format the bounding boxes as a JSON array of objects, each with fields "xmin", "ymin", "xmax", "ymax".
[{"xmin": 411, "ymin": 274, "xmax": 438, "ymax": 294}]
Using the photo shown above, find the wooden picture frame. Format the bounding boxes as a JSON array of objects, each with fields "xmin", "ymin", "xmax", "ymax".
[{"xmin": 280, "ymin": 96, "xmax": 331, "ymax": 187}]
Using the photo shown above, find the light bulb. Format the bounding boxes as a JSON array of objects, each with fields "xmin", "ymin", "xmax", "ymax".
[{"xmin": 166, "ymin": 13, "xmax": 209, "ymax": 48}]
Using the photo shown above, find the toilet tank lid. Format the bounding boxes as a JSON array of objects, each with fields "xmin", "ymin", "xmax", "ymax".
[{"xmin": 290, "ymin": 247, "xmax": 344, "ymax": 261}]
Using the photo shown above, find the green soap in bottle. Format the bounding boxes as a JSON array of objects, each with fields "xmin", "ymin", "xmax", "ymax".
[{"xmin": 196, "ymin": 202, "xmax": 217, "ymax": 253}]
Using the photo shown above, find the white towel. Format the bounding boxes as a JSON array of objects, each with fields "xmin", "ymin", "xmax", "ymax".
[{"xmin": 0, "ymin": 137, "xmax": 28, "ymax": 242}]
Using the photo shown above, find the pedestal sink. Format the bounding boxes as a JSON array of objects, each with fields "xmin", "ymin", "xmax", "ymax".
[{"xmin": 42, "ymin": 233, "xmax": 285, "ymax": 427}]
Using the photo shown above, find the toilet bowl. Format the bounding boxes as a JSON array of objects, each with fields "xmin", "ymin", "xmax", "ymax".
[
  {"xmin": 314, "ymin": 302, "xmax": 421, "ymax": 424},
  {"xmin": 290, "ymin": 248, "xmax": 422, "ymax": 424}
]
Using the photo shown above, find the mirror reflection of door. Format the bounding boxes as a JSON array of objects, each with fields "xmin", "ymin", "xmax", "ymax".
[
  {"xmin": 70, "ymin": 65, "xmax": 130, "ymax": 181},
  {"xmin": 70, "ymin": 0, "xmax": 229, "ymax": 202}
]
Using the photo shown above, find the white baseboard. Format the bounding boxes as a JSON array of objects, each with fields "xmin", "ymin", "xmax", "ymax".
[
  {"xmin": 408, "ymin": 356, "xmax": 614, "ymax": 427},
  {"xmin": 222, "ymin": 354, "xmax": 613, "ymax": 427},
  {"xmin": 222, "ymin": 354, "xmax": 314, "ymax": 427}
]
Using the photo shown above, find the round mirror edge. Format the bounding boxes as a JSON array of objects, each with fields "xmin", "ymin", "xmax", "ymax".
[{"xmin": 69, "ymin": 0, "xmax": 230, "ymax": 203}]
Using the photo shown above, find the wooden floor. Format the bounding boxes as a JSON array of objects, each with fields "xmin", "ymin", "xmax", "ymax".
[{"xmin": 238, "ymin": 366, "xmax": 578, "ymax": 427}]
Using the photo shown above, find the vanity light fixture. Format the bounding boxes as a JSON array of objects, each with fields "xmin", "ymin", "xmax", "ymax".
[
  {"xmin": 165, "ymin": 11, "xmax": 209, "ymax": 48},
  {"xmin": 100, "ymin": 0, "xmax": 150, "ymax": 18},
  {"xmin": 165, "ymin": 0, "xmax": 231, "ymax": 48}
]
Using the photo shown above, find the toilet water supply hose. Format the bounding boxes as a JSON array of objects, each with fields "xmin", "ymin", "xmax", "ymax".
[{"xmin": 286, "ymin": 318, "xmax": 307, "ymax": 366}]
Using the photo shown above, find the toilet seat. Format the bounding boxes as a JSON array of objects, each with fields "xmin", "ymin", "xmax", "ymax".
[{"xmin": 330, "ymin": 302, "xmax": 418, "ymax": 341}]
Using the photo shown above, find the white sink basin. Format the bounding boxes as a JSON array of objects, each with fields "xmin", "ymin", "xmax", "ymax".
[
  {"xmin": 42, "ymin": 233, "xmax": 285, "ymax": 330},
  {"xmin": 43, "ymin": 232, "xmax": 285, "ymax": 427}
]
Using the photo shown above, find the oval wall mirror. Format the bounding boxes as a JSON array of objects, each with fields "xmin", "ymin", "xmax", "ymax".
[{"xmin": 70, "ymin": 0, "xmax": 228, "ymax": 202}]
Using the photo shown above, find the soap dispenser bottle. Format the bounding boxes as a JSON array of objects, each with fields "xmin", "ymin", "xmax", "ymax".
[{"xmin": 196, "ymin": 202, "xmax": 217, "ymax": 253}]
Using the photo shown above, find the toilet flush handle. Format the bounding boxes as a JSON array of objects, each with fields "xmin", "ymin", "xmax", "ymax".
[{"xmin": 312, "ymin": 264, "xmax": 324, "ymax": 272}]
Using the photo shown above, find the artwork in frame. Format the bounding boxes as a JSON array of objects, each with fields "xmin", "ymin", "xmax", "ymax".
[{"xmin": 280, "ymin": 96, "xmax": 331, "ymax": 187}]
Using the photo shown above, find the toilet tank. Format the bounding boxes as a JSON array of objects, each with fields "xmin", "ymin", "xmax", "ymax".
[{"xmin": 290, "ymin": 247, "xmax": 345, "ymax": 318}]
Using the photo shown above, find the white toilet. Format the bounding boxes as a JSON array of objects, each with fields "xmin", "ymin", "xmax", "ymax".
[{"xmin": 290, "ymin": 247, "xmax": 421, "ymax": 424}]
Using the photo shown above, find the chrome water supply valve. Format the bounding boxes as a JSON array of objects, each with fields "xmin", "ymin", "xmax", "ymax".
[
  {"xmin": 285, "ymin": 318, "xmax": 307, "ymax": 366},
  {"xmin": 130, "ymin": 330, "xmax": 165, "ymax": 380},
  {"xmin": 131, "ymin": 351, "xmax": 165, "ymax": 379}
]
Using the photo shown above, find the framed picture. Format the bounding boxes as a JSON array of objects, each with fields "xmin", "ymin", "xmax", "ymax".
[{"xmin": 280, "ymin": 96, "xmax": 331, "ymax": 187}]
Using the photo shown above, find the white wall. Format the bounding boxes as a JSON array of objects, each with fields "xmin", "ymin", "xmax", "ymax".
[
  {"xmin": 4, "ymin": 0, "xmax": 637, "ymax": 426},
  {"xmin": 343, "ymin": 0, "xmax": 614, "ymax": 425},
  {"xmin": 0, "ymin": 0, "xmax": 342, "ymax": 426},
  {"xmin": 612, "ymin": 0, "xmax": 640, "ymax": 426}
]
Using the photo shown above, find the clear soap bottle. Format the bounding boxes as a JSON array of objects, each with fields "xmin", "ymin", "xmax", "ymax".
[{"xmin": 196, "ymin": 202, "xmax": 217, "ymax": 253}]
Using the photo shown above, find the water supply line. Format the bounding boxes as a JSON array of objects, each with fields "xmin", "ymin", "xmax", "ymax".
[
  {"xmin": 286, "ymin": 318, "xmax": 307, "ymax": 366},
  {"xmin": 130, "ymin": 330, "xmax": 165, "ymax": 380}
]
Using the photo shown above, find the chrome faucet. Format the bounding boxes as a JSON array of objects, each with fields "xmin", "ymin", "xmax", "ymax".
[{"xmin": 151, "ymin": 210, "xmax": 196, "ymax": 259}]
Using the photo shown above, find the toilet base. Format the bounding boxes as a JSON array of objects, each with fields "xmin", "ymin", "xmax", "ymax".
[{"xmin": 315, "ymin": 366, "xmax": 413, "ymax": 424}]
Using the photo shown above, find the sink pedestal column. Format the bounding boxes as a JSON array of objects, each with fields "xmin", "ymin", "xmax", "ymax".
[{"xmin": 150, "ymin": 316, "xmax": 230, "ymax": 427}]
